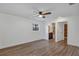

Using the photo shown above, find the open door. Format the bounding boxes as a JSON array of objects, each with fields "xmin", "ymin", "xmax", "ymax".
[{"xmin": 64, "ymin": 24, "xmax": 67, "ymax": 44}]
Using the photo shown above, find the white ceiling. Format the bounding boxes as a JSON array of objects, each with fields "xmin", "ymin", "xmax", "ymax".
[{"xmin": 0, "ymin": 3, "xmax": 79, "ymax": 22}]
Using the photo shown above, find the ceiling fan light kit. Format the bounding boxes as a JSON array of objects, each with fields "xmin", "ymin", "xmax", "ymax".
[
  {"xmin": 42, "ymin": 16, "xmax": 45, "ymax": 18},
  {"xmin": 38, "ymin": 15, "xmax": 46, "ymax": 18},
  {"xmin": 38, "ymin": 15, "xmax": 42, "ymax": 17}
]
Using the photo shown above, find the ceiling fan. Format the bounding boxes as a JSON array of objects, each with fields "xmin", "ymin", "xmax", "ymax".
[
  {"xmin": 34, "ymin": 10, "xmax": 52, "ymax": 18},
  {"xmin": 38, "ymin": 11, "xmax": 52, "ymax": 18},
  {"xmin": 68, "ymin": 3, "xmax": 76, "ymax": 5}
]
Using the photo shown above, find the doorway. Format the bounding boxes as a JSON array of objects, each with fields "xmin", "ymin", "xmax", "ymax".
[
  {"xmin": 48, "ymin": 23, "xmax": 55, "ymax": 40},
  {"xmin": 56, "ymin": 22, "xmax": 68, "ymax": 45}
]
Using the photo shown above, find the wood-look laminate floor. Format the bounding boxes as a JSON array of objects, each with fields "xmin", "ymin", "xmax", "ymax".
[{"xmin": 0, "ymin": 39, "xmax": 79, "ymax": 56}]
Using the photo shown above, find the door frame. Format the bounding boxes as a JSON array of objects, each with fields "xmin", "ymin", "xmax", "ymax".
[{"xmin": 56, "ymin": 21, "xmax": 68, "ymax": 43}]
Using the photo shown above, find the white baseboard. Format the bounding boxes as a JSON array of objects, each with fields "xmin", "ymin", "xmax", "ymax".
[{"xmin": 0, "ymin": 39, "xmax": 42, "ymax": 49}]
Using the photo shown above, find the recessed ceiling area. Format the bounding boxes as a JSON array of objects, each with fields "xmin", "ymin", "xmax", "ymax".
[{"xmin": 0, "ymin": 3, "xmax": 79, "ymax": 21}]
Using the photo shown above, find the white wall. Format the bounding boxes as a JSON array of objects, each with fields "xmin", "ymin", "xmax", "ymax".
[
  {"xmin": 48, "ymin": 23, "xmax": 53, "ymax": 33},
  {"xmin": 66, "ymin": 16, "xmax": 79, "ymax": 47},
  {"xmin": 0, "ymin": 13, "xmax": 46, "ymax": 49}
]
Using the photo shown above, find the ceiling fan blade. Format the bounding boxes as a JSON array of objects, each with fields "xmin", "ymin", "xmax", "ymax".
[
  {"xmin": 42, "ymin": 12, "xmax": 51, "ymax": 15},
  {"xmin": 69, "ymin": 3, "xmax": 75, "ymax": 5},
  {"xmin": 33, "ymin": 9, "xmax": 41, "ymax": 17},
  {"xmin": 46, "ymin": 12, "xmax": 51, "ymax": 14}
]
